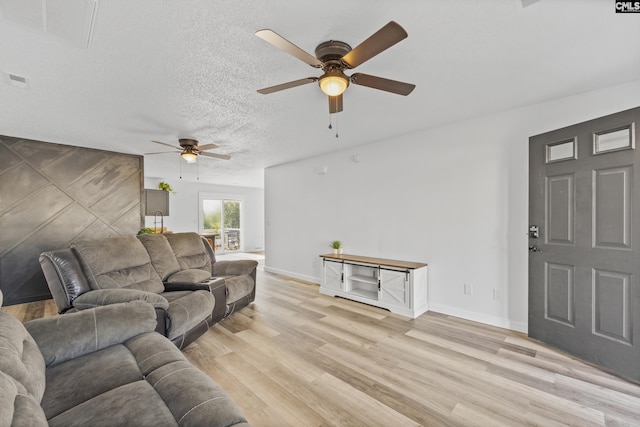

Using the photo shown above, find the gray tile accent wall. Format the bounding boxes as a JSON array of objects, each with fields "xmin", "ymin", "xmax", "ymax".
[{"xmin": 0, "ymin": 135, "xmax": 144, "ymax": 305}]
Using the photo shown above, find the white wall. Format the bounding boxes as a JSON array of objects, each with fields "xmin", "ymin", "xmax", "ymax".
[
  {"xmin": 144, "ymin": 179, "xmax": 264, "ymax": 252},
  {"xmin": 264, "ymin": 80, "xmax": 640, "ymax": 332}
]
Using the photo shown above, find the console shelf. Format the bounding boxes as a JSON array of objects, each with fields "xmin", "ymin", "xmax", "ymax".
[
  {"xmin": 349, "ymin": 274, "xmax": 378, "ymax": 285},
  {"xmin": 319, "ymin": 253, "xmax": 428, "ymax": 318}
]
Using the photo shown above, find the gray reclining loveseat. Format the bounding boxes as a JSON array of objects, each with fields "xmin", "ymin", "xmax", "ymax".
[
  {"xmin": 0, "ymin": 290, "xmax": 250, "ymax": 426},
  {"xmin": 39, "ymin": 232, "xmax": 257, "ymax": 349}
]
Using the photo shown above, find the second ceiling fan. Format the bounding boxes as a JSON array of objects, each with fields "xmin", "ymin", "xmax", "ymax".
[
  {"xmin": 256, "ymin": 21, "xmax": 415, "ymax": 114},
  {"xmin": 147, "ymin": 139, "xmax": 231, "ymax": 163}
]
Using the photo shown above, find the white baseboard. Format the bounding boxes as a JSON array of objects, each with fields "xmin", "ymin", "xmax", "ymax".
[
  {"xmin": 263, "ymin": 266, "xmax": 320, "ymax": 284},
  {"xmin": 429, "ymin": 303, "xmax": 528, "ymax": 333},
  {"xmin": 261, "ymin": 267, "xmax": 527, "ymax": 333}
]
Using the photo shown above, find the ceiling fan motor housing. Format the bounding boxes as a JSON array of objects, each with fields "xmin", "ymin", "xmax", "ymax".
[
  {"xmin": 315, "ymin": 40, "xmax": 352, "ymax": 68},
  {"xmin": 178, "ymin": 138, "xmax": 198, "ymax": 148}
]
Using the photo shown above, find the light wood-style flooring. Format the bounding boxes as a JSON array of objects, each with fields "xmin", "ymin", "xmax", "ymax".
[{"xmin": 6, "ymin": 268, "xmax": 640, "ymax": 426}]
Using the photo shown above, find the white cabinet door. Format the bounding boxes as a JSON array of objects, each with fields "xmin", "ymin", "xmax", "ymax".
[
  {"xmin": 379, "ymin": 269, "xmax": 409, "ymax": 308},
  {"xmin": 322, "ymin": 260, "xmax": 343, "ymax": 291}
]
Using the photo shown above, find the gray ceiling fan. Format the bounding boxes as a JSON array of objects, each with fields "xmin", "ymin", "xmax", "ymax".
[
  {"xmin": 255, "ymin": 21, "xmax": 416, "ymax": 114},
  {"xmin": 146, "ymin": 139, "xmax": 231, "ymax": 163}
]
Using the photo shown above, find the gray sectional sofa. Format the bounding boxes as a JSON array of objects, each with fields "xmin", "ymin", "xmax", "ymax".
[
  {"xmin": 0, "ymin": 290, "xmax": 250, "ymax": 426},
  {"xmin": 39, "ymin": 232, "xmax": 257, "ymax": 349}
]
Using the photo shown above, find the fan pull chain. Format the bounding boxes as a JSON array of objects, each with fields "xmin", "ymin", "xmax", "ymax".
[
  {"xmin": 197, "ymin": 162, "xmax": 200, "ymax": 180},
  {"xmin": 328, "ymin": 114, "xmax": 339, "ymax": 138},
  {"xmin": 179, "ymin": 156, "xmax": 183, "ymax": 179}
]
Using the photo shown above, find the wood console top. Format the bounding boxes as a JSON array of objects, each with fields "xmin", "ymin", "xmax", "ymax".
[{"xmin": 319, "ymin": 253, "xmax": 427, "ymax": 270}]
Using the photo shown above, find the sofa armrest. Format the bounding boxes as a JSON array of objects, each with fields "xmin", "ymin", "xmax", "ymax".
[
  {"xmin": 39, "ymin": 249, "xmax": 92, "ymax": 314},
  {"xmin": 163, "ymin": 278, "xmax": 225, "ymax": 293},
  {"xmin": 25, "ymin": 301, "xmax": 157, "ymax": 367},
  {"xmin": 212, "ymin": 260, "xmax": 258, "ymax": 277},
  {"xmin": 72, "ymin": 288, "xmax": 169, "ymax": 310}
]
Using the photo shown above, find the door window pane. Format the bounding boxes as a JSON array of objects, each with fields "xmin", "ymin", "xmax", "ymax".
[
  {"xmin": 223, "ymin": 200, "xmax": 240, "ymax": 251},
  {"xmin": 546, "ymin": 138, "xmax": 576, "ymax": 163},
  {"xmin": 594, "ymin": 125, "xmax": 634, "ymax": 154},
  {"xmin": 202, "ymin": 200, "xmax": 222, "ymax": 233},
  {"xmin": 202, "ymin": 199, "xmax": 222, "ymax": 251}
]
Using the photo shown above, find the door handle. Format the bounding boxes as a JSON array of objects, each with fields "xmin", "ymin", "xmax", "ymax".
[{"xmin": 529, "ymin": 245, "xmax": 542, "ymax": 252}]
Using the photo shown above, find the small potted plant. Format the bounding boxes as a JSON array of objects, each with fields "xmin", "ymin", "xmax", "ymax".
[
  {"xmin": 158, "ymin": 181, "xmax": 176, "ymax": 194},
  {"xmin": 137, "ymin": 227, "xmax": 157, "ymax": 235},
  {"xmin": 330, "ymin": 240, "xmax": 343, "ymax": 255}
]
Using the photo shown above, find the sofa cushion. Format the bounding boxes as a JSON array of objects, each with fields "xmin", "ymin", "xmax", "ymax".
[
  {"xmin": 71, "ymin": 236, "xmax": 164, "ymax": 294},
  {"xmin": 0, "ymin": 371, "xmax": 48, "ymax": 427},
  {"xmin": 48, "ymin": 380, "xmax": 179, "ymax": 427},
  {"xmin": 0, "ymin": 312, "xmax": 46, "ymax": 402},
  {"xmin": 43, "ymin": 332, "xmax": 248, "ymax": 427},
  {"xmin": 137, "ymin": 234, "xmax": 181, "ymax": 281},
  {"xmin": 165, "ymin": 233, "xmax": 212, "ymax": 274},
  {"xmin": 42, "ymin": 344, "xmax": 143, "ymax": 419},
  {"xmin": 161, "ymin": 290, "xmax": 215, "ymax": 340}
]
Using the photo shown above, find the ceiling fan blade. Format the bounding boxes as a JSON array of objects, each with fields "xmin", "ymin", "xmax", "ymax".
[
  {"xmin": 194, "ymin": 143, "xmax": 219, "ymax": 151},
  {"xmin": 351, "ymin": 73, "xmax": 415, "ymax": 96},
  {"xmin": 199, "ymin": 152, "xmax": 231, "ymax": 160},
  {"xmin": 342, "ymin": 21, "xmax": 408, "ymax": 69},
  {"xmin": 255, "ymin": 29, "xmax": 323, "ymax": 68},
  {"xmin": 151, "ymin": 140, "xmax": 181, "ymax": 150},
  {"xmin": 257, "ymin": 77, "xmax": 317, "ymax": 94},
  {"xmin": 521, "ymin": 0, "xmax": 541, "ymax": 7},
  {"xmin": 144, "ymin": 151, "xmax": 180, "ymax": 155},
  {"xmin": 329, "ymin": 94, "xmax": 343, "ymax": 114}
]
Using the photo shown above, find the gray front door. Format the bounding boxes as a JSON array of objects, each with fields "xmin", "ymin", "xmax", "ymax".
[{"xmin": 529, "ymin": 107, "xmax": 640, "ymax": 382}]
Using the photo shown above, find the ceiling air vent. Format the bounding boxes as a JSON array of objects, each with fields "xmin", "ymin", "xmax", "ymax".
[{"xmin": 3, "ymin": 72, "xmax": 30, "ymax": 88}]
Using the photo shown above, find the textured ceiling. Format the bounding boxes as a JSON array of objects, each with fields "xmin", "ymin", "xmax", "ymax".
[{"xmin": 0, "ymin": 0, "xmax": 638, "ymax": 188}]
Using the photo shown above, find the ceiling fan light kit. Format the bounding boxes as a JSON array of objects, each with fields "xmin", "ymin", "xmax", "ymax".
[
  {"xmin": 180, "ymin": 147, "xmax": 198, "ymax": 163},
  {"xmin": 255, "ymin": 21, "xmax": 415, "ymax": 114},
  {"xmin": 319, "ymin": 69, "xmax": 349, "ymax": 96}
]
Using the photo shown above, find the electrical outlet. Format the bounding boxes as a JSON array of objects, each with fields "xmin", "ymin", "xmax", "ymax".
[
  {"xmin": 464, "ymin": 284, "xmax": 473, "ymax": 296},
  {"xmin": 493, "ymin": 289, "xmax": 502, "ymax": 301}
]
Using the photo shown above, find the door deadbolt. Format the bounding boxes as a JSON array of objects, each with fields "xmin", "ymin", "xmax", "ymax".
[{"xmin": 529, "ymin": 225, "xmax": 539, "ymax": 239}]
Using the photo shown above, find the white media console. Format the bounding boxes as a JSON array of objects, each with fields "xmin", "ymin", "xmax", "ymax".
[{"xmin": 319, "ymin": 253, "xmax": 428, "ymax": 318}]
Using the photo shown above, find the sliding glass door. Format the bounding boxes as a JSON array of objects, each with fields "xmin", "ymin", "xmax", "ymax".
[{"xmin": 199, "ymin": 194, "xmax": 242, "ymax": 253}]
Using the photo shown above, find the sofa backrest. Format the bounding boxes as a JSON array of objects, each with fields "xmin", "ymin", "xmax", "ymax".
[
  {"xmin": 165, "ymin": 233, "xmax": 213, "ymax": 274},
  {"xmin": 39, "ymin": 249, "xmax": 92, "ymax": 313},
  {"xmin": 0, "ymin": 290, "xmax": 49, "ymax": 425},
  {"xmin": 136, "ymin": 234, "xmax": 181, "ymax": 281},
  {"xmin": 71, "ymin": 236, "xmax": 164, "ymax": 293},
  {"xmin": 200, "ymin": 235, "xmax": 217, "ymax": 264}
]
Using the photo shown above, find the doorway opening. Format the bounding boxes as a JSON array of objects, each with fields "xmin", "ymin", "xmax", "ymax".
[{"xmin": 199, "ymin": 193, "xmax": 243, "ymax": 254}]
